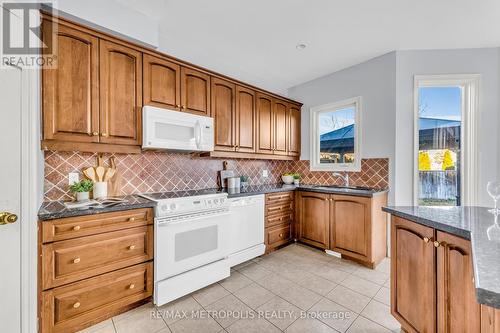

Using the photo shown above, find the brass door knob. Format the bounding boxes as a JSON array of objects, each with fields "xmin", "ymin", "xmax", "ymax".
[
  {"xmin": 73, "ymin": 225, "xmax": 81, "ymax": 231},
  {"xmin": 73, "ymin": 302, "xmax": 81, "ymax": 309},
  {"xmin": 0, "ymin": 212, "xmax": 18, "ymax": 225}
]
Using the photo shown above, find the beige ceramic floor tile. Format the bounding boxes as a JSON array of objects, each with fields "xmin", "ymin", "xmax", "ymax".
[
  {"xmin": 328, "ymin": 258, "xmax": 362, "ymax": 274},
  {"xmin": 375, "ymin": 258, "xmax": 391, "ymax": 274},
  {"xmin": 192, "ymin": 283, "xmax": 230, "ymax": 307},
  {"xmin": 113, "ymin": 303, "xmax": 167, "ymax": 333},
  {"xmin": 297, "ymin": 274, "xmax": 337, "ymax": 296},
  {"xmin": 309, "ymin": 298, "xmax": 358, "ymax": 333},
  {"xmin": 361, "ymin": 300, "xmax": 401, "ymax": 331},
  {"xmin": 352, "ymin": 266, "xmax": 389, "ymax": 286},
  {"xmin": 168, "ymin": 314, "xmax": 223, "ymax": 333},
  {"xmin": 156, "ymin": 295, "xmax": 202, "ymax": 325},
  {"xmin": 340, "ymin": 275, "xmax": 381, "ymax": 298},
  {"xmin": 325, "ymin": 285, "xmax": 371, "ymax": 313},
  {"xmin": 237, "ymin": 262, "xmax": 273, "ymax": 281},
  {"xmin": 285, "ymin": 317, "xmax": 337, "ymax": 333},
  {"xmin": 78, "ymin": 319, "xmax": 116, "ymax": 333},
  {"xmin": 275, "ymin": 284, "xmax": 322, "ymax": 311},
  {"xmin": 311, "ymin": 265, "xmax": 351, "ymax": 283},
  {"xmin": 347, "ymin": 316, "xmax": 391, "ymax": 333},
  {"xmin": 205, "ymin": 294, "xmax": 253, "ymax": 328},
  {"xmin": 255, "ymin": 272, "xmax": 296, "ymax": 294},
  {"xmin": 257, "ymin": 296, "xmax": 302, "ymax": 330},
  {"xmin": 219, "ymin": 270, "xmax": 253, "ymax": 293},
  {"xmin": 226, "ymin": 317, "xmax": 281, "ymax": 333},
  {"xmin": 384, "ymin": 278, "xmax": 390, "ymax": 288},
  {"xmin": 233, "ymin": 282, "xmax": 275, "ymax": 309},
  {"xmin": 374, "ymin": 287, "xmax": 390, "ymax": 306}
]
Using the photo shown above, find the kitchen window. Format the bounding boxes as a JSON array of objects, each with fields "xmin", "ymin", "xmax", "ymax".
[{"xmin": 310, "ymin": 97, "xmax": 362, "ymax": 171}]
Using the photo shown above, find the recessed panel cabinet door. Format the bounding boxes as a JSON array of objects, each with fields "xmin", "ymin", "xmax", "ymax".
[
  {"xmin": 143, "ymin": 54, "xmax": 180, "ymax": 110},
  {"xmin": 99, "ymin": 40, "xmax": 142, "ymax": 146},
  {"xmin": 235, "ymin": 86, "xmax": 256, "ymax": 153},
  {"xmin": 181, "ymin": 67, "xmax": 210, "ymax": 115},
  {"xmin": 288, "ymin": 104, "xmax": 301, "ymax": 156},
  {"xmin": 391, "ymin": 216, "xmax": 436, "ymax": 333},
  {"xmin": 256, "ymin": 93, "xmax": 274, "ymax": 154},
  {"xmin": 331, "ymin": 195, "xmax": 370, "ymax": 259},
  {"xmin": 297, "ymin": 191, "xmax": 330, "ymax": 249},
  {"xmin": 42, "ymin": 23, "xmax": 99, "ymax": 143},
  {"xmin": 211, "ymin": 78, "xmax": 236, "ymax": 151},
  {"xmin": 436, "ymin": 231, "xmax": 481, "ymax": 333},
  {"xmin": 273, "ymin": 99, "xmax": 288, "ymax": 155}
]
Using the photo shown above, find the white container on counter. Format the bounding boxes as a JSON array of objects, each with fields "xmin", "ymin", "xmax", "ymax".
[
  {"xmin": 227, "ymin": 177, "xmax": 241, "ymax": 189},
  {"xmin": 93, "ymin": 182, "xmax": 107, "ymax": 199}
]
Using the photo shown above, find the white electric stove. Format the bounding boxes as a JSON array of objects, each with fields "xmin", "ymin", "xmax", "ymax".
[{"xmin": 140, "ymin": 191, "xmax": 230, "ymax": 306}]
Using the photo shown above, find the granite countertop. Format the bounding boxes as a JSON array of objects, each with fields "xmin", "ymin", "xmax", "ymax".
[
  {"xmin": 297, "ymin": 184, "xmax": 388, "ymax": 197},
  {"xmin": 383, "ymin": 206, "xmax": 500, "ymax": 309},
  {"xmin": 38, "ymin": 195, "xmax": 157, "ymax": 221}
]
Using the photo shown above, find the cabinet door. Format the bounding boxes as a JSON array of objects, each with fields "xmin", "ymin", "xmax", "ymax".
[
  {"xmin": 331, "ymin": 195, "xmax": 370, "ymax": 259},
  {"xmin": 436, "ymin": 231, "xmax": 481, "ymax": 332},
  {"xmin": 481, "ymin": 306, "xmax": 500, "ymax": 333},
  {"xmin": 211, "ymin": 78, "xmax": 236, "ymax": 151},
  {"xmin": 256, "ymin": 93, "xmax": 274, "ymax": 154},
  {"xmin": 143, "ymin": 54, "xmax": 180, "ymax": 110},
  {"xmin": 391, "ymin": 216, "xmax": 436, "ymax": 333},
  {"xmin": 297, "ymin": 191, "xmax": 330, "ymax": 249},
  {"xmin": 273, "ymin": 99, "xmax": 288, "ymax": 155},
  {"xmin": 288, "ymin": 103, "xmax": 301, "ymax": 157},
  {"xmin": 99, "ymin": 40, "xmax": 142, "ymax": 146},
  {"xmin": 42, "ymin": 23, "xmax": 99, "ymax": 143},
  {"xmin": 235, "ymin": 86, "xmax": 256, "ymax": 153},
  {"xmin": 181, "ymin": 67, "xmax": 210, "ymax": 115}
]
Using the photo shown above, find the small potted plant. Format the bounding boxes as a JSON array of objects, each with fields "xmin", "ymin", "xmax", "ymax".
[
  {"xmin": 293, "ymin": 173, "xmax": 300, "ymax": 185},
  {"xmin": 69, "ymin": 179, "xmax": 93, "ymax": 202},
  {"xmin": 240, "ymin": 175, "xmax": 249, "ymax": 189}
]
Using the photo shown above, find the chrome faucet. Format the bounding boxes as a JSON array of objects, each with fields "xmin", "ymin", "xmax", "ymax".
[{"xmin": 332, "ymin": 172, "xmax": 349, "ymax": 187}]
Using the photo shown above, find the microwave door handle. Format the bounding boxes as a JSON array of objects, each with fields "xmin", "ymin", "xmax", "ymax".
[{"xmin": 195, "ymin": 121, "xmax": 202, "ymax": 148}]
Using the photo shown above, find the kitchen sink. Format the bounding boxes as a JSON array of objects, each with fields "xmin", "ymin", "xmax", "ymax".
[{"xmin": 313, "ymin": 185, "xmax": 375, "ymax": 191}]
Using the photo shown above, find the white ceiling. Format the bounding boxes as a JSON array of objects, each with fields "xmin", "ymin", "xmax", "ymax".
[{"xmin": 116, "ymin": 0, "xmax": 500, "ymax": 95}]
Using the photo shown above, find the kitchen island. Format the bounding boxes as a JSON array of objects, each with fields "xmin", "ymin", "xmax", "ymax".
[{"xmin": 383, "ymin": 206, "xmax": 500, "ymax": 332}]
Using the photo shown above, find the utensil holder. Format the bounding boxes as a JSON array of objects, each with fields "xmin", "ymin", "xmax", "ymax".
[{"xmin": 93, "ymin": 182, "xmax": 107, "ymax": 199}]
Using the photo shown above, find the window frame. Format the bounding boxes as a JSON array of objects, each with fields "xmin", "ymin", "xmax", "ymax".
[{"xmin": 309, "ymin": 96, "xmax": 362, "ymax": 172}]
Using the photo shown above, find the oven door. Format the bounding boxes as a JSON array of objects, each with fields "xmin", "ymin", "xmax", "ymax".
[{"xmin": 155, "ymin": 208, "xmax": 230, "ymax": 281}]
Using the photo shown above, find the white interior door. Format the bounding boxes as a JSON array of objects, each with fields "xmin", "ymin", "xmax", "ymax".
[{"xmin": 0, "ymin": 64, "xmax": 23, "ymax": 333}]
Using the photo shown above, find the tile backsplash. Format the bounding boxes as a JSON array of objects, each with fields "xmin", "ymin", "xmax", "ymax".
[{"xmin": 44, "ymin": 150, "xmax": 389, "ymax": 202}]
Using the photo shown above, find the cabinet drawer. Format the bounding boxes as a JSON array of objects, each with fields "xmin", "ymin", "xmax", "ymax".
[
  {"xmin": 266, "ymin": 212, "xmax": 293, "ymax": 227},
  {"xmin": 266, "ymin": 201, "xmax": 293, "ymax": 216},
  {"xmin": 266, "ymin": 223, "xmax": 292, "ymax": 249},
  {"xmin": 42, "ymin": 226, "xmax": 153, "ymax": 289},
  {"xmin": 266, "ymin": 191, "xmax": 294, "ymax": 205},
  {"xmin": 41, "ymin": 262, "xmax": 152, "ymax": 333},
  {"xmin": 41, "ymin": 208, "xmax": 153, "ymax": 243}
]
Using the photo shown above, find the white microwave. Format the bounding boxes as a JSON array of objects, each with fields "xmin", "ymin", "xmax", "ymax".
[{"xmin": 142, "ymin": 106, "xmax": 214, "ymax": 152}]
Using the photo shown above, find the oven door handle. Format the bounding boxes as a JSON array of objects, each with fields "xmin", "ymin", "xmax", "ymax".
[{"xmin": 156, "ymin": 211, "xmax": 229, "ymax": 227}]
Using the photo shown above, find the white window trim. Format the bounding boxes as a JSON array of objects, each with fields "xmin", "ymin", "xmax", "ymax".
[
  {"xmin": 309, "ymin": 96, "xmax": 362, "ymax": 172},
  {"xmin": 413, "ymin": 74, "xmax": 479, "ymax": 206}
]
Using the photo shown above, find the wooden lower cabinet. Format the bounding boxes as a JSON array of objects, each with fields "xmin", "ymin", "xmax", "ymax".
[
  {"xmin": 264, "ymin": 191, "xmax": 294, "ymax": 252},
  {"xmin": 296, "ymin": 191, "xmax": 387, "ymax": 267},
  {"xmin": 390, "ymin": 216, "xmax": 500, "ymax": 333},
  {"xmin": 39, "ymin": 208, "xmax": 154, "ymax": 333}
]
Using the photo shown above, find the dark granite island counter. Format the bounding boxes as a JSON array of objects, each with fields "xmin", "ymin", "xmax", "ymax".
[{"xmin": 383, "ymin": 206, "xmax": 500, "ymax": 311}]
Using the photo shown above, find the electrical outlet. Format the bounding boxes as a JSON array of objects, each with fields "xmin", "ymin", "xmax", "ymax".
[
  {"xmin": 262, "ymin": 169, "xmax": 268, "ymax": 178},
  {"xmin": 68, "ymin": 172, "xmax": 79, "ymax": 185}
]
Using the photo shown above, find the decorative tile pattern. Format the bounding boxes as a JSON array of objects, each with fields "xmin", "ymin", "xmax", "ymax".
[{"xmin": 43, "ymin": 150, "xmax": 389, "ymax": 202}]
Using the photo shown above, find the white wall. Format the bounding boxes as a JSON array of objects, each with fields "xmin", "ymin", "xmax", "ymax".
[
  {"xmin": 288, "ymin": 52, "xmax": 397, "ymax": 203},
  {"xmin": 51, "ymin": 0, "xmax": 160, "ymax": 47},
  {"xmin": 395, "ymin": 48, "xmax": 500, "ymax": 206}
]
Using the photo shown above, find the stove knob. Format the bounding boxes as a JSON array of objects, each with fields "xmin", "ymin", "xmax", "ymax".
[
  {"xmin": 161, "ymin": 205, "xmax": 169, "ymax": 212},
  {"xmin": 214, "ymin": 199, "xmax": 219, "ymax": 205},
  {"xmin": 170, "ymin": 203, "xmax": 177, "ymax": 210}
]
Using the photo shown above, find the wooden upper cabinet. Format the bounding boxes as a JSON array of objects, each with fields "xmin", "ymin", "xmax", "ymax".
[
  {"xmin": 181, "ymin": 67, "xmax": 210, "ymax": 115},
  {"xmin": 297, "ymin": 191, "xmax": 330, "ymax": 249},
  {"xmin": 143, "ymin": 54, "xmax": 180, "ymax": 110},
  {"xmin": 391, "ymin": 216, "xmax": 436, "ymax": 333},
  {"xmin": 330, "ymin": 195, "xmax": 370, "ymax": 258},
  {"xmin": 99, "ymin": 40, "xmax": 142, "ymax": 146},
  {"xmin": 211, "ymin": 78, "xmax": 236, "ymax": 151},
  {"xmin": 235, "ymin": 86, "xmax": 256, "ymax": 153},
  {"xmin": 288, "ymin": 103, "xmax": 301, "ymax": 157},
  {"xmin": 256, "ymin": 93, "xmax": 274, "ymax": 154},
  {"xmin": 42, "ymin": 22, "xmax": 99, "ymax": 143},
  {"xmin": 273, "ymin": 99, "xmax": 288, "ymax": 155},
  {"xmin": 436, "ymin": 231, "xmax": 481, "ymax": 333}
]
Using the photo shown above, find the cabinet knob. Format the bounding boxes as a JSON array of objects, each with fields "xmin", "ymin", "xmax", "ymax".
[
  {"xmin": 73, "ymin": 225, "xmax": 81, "ymax": 231},
  {"xmin": 128, "ymin": 245, "xmax": 136, "ymax": 250},
  {"xmin": 101, "ymin": 133, "xmax": 108, "ymax": 137},
  {"xmin": 176, "ymin": 104, "xmax": 180, "ymax": 108},
  {"xmin": 128, "ymin": 217, "xmax": 136, "ymax": 222},
  {"xmin": 73, "ymin": 258, "xmax": 81, "ymax": 264},
  {"xmin": 73, "ymin": 302, "xmax": 81, "ymax": 309},
  {"xmin": 92, "ymin": 132, "xmax": 99, "ymax": 136},
  {"xmin": 279, "ymin": 233, "xmax": 283, "ymax": 238},
  {"xmin": 423, "ymin": 237, "xmax": 429, "ymax": 243},
  {"xmin": 128, "ymin": 284, "xmax": 135, "ymax": 290},
  {"xmin": 433, "ymin": 241, "xmax": 441, "ymax": 248},
  {"xmin": 182, "ymin": 106, "xmax": 186, "ymax": 110}
]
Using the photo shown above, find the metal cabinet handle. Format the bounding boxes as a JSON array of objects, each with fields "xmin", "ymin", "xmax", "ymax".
[
  {"xmin": 91, "ymin": 132, "xmax": 99, "ymax": 136},
  {"xmin": 73, "ymin": 258, "xmax": 81, "ymax": 264},
  {"xmin": 101, "ymin": 133, "xmax": 108, "ymax": 137},
  {"xmin": 128, "ymin": 245, "xmax": 136, "ymax": 250},
  {"xmin": 128, "ymin": 217, "xmax": 136, "ymax": 222},
  {"xmin": 73, "ymin": 225, "xmax": 81, "ymax": 231},
  {"xmin": 73, "ymin": 302, "xmax": 81, "ymax": 309},
  {"xmin": 423, "ymin": 237, "xmax": 429, "ymax": 243},
  {"xmin": 128, "ymin": 284, "xmax": 135, "ymax": 290},
  {"xmin": 279, "ymin": 233, "xmax": 283, "ymax": 238},
  {"xmin": 434, "ymin": 241, "xmax": 441, "ymax": 248}
]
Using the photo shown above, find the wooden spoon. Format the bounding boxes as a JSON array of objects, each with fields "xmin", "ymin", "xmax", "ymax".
[
  {"xmin": 95, "ymin": 166, "xmax": 105, "ymax": 182},
  {"xmin": 83, "ymin": 167, "xmax": 96, "ymax": 182},
  {"xmin": 104, "ymin": 168, "xmax": 116, "ymax": 181}
]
